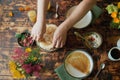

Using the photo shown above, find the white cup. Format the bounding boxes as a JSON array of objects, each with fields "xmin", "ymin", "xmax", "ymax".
[
  {"xmin": 64, "ymin": 50, "xmax": 94, "ymax": 79},
  {"xmin": 108, "ymin": 47, "xmax": 120, "ymax": 61},
  {"xmin": 117, "ymin": 38, "xmax": 120, "ymax": 48}
]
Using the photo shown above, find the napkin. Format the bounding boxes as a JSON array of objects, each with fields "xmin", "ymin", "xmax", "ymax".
[
  {"xmin": 55, "ymin": 64, "xmax": 81, "ymax": 80},
  {"xmin": 91, "ymin": 5, "xmax": 103, "ymax": 23}
]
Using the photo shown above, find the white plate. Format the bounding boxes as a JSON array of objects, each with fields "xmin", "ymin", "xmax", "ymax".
[
  {"xmin": 64, "ymin": 50, "xmax": 94, "ymax": 79},
  {"xmin": 66, "ymin": 6, "xmax": 92, "ymax": 29}
]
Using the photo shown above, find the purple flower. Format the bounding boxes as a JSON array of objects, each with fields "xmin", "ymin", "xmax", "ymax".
[
  {"xmin": 32, "ymin": 64, "xmax": 42, "ymax": 71},
  {"xmin": 22, "ymin": 64, "xmax": 32, "ymax": 74},
  {"xmin": 25, "ymin": 68, "xmax": 32, "ymax": 74}
]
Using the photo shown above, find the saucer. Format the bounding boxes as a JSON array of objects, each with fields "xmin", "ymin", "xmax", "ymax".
[
  {"xmin": 108, "ymin": 47, "xmax": 120, "ymax": 61},
  {"xmin": 66, "ymin": 6, "xmax": 92, "ymax": 29},
  {"xmin": 117, "ymin": 38, "xmax": 120, "ymax": 48}
]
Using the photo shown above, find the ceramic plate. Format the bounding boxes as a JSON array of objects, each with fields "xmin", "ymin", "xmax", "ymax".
[
  {"xmin": 64, "ymin": 49, "xmax": 94, "ymax": 79},
  {"xmin": 66, "ymin": 6, "xmax": 92, "ymax": 29}
]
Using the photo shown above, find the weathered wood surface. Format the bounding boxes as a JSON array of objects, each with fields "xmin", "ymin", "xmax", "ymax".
[{"xmin": 0, "ymin": 0, "xmax": 120, "ymax": 80}]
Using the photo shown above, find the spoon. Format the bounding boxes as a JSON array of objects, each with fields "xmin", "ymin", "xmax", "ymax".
[
  {"xmin": 54, "ymin": 2, "xmax": 59, "ymax": 18},
  {"xmin": 74, "ymin": 32, "xmax": 85, "ymax": 40},
  {"xmin": 74, "ymin": 31, "xmax": 99, "ymax": 49},
  {"xmin": 74, "ymin": 32, "xmax": 91, "ymax": 49},
  {"xmin": 93, "ymin": 63, "xmax": 105, "ymax": 80}
]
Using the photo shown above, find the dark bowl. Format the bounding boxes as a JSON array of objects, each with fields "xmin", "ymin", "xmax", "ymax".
[{"xmin": 17, "ymin": 32, "xmax": 36, "ymax": 47}]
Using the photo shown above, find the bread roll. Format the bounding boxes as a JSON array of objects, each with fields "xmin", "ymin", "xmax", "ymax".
[{"xmin": 28, "ymin": 10, "xmax": 36, "ymax": 23}]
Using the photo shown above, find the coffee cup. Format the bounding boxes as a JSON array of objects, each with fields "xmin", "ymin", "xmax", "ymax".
[
  {"xmin": 108, "ymin": 47, "xmax": 120, "ymax": 61},
  {"xmin": 117, "ymin": 38, "xmax": 120, "ymax": 48},
  {"xmin": 64, "ymin": 50, "xmax": 93, "ymax": 79}
]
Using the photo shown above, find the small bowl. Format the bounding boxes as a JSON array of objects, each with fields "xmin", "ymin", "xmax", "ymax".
[
  {"xmin": 64, "ymin": 49, "xmax": 94, "ymax": 79},
  {"xmin": 83, "ymin": 32, "xmax": 102, "ymax": 49},
  {"xmin": 17, "ymin": 32, "xmax": 36, "ymax": 47},
  {"xmin": 66, "ymin": 6, "xmax": 92, "ymax": 29}
]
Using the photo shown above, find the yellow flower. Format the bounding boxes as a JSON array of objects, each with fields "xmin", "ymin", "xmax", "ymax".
[
  {"xmin": 25, "ymin": 47, "xmax": 32, "ymax": 53},
  {"xmin": 12, "ymin": 70, "xmax": 25, "ymax": 78},
  {"xmin": 111, "ymin": 12, "xmax": 117, "ymax": 18},
  {"xmin": 117, "ymin": 2, "xmax": 120, "ymax": 8},
  {"xmin": 12, "ymin": 70, "xmax": 25, "ymax": 79},
  {"xmin": 113, "ymin": 18, "xmax": 119, "ymax": 23},
  {"xmin": 9, "ymin": 61, "xmax": 25, "ymax": 79},
  {"xmin": 9, "ymin": 61, "xmax": 17, "ymax": 70},
  {"xmin": 33, "ymin": 57, "xmax": 37, "ymax": 61}
]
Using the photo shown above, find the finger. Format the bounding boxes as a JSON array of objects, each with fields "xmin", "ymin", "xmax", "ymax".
[
  {"xmin": 36, "ymin": 35, "xmax": 40, "ymax": 41},
  {"xmin": 30, "ymin": 31, "xmax": 35, "ymax": 39},
  {"xmin": 52, "ymin": 39, "xmax": 57, "ymax": 48},
  {"xmin": 30, "ymin": 32, "xmax": 34, "ymax": 37},
  {"xmin": 55, "ymin": 40, "xmax": 61, "ymax": 48},
  {"xmin": 60, "ymin": 42, "xmax": 64, "ymax": 48},
  {"xmin": 38, "ymin": 34, "xmax": 44, "ymax": 41},
  {"xmin": 32, "ymin": 35, "xmax": 36, "ymax": 41},
  {"xmin": 61, "ymin": 40, "xmax": 66, "ymax": 48}
]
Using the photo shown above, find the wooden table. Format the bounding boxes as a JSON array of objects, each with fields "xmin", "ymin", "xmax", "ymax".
[{"xmin": 0, "ymin": 0, "xmax": 120, "ymax": 80}]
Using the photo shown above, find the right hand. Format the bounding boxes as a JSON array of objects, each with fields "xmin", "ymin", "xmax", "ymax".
[{"xmin": 31, "ymin": 22, "xmax": 46, "ymax": 41}]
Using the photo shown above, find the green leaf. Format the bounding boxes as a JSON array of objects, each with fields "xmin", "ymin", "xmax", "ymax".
[
  {"xmin": 118, "ymin": 25, "xmax": 120, "ymax": 29},
  {"xmin": 21, "ymin": 35, "xmax": 26, "ymax": 40},
  {"xmin": 15, "ymin": 33, "xmax": 22, "ymax": 38},
  {"xmin": 118, "ymin": 12, "xmax": 120, "ymax": 19},
  {"xmin": 106, "ymin": 4, "xmax": 118, "ymax": 14},
  {"xmin": 24, "ymin": 47, "xmax": 42, "ymax": 64},
  {"xmin": 110, "ymin": 21, "xmax": 119, "ymax": 28},
  {"xmin": 24, "ymin": 73, "xmax": 31, "ymax": 78}
]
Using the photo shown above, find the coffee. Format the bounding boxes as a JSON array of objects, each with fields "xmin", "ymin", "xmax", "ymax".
[
  {"xmin": 65, "ymin": 50, "xmax": 93, "ymax": 78},
  {"xmin": 108, "ymin": 47, "xmax": 120, "ymax": 61},
  {"xmin": 111, "ymin": 49, "xmax": 120, "ymax": 59}
]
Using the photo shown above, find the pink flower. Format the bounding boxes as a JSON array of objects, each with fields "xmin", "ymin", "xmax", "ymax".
[
  {"xmin": 22, "ymin": 64, "xmax": 31, "ymax": 69},
  {"xmin": 22, "ymin": 64, "xmax": 32, "ymax": 74},
  {"xmin": 14, "ymin": 47, "xmax": 24, "ymax": 54},
  {"xmin": 12, "ymin": 47, "xmax": 30, "ymax": 64},
  {"xmin": 25, "ymin": 68, "xmax": 32, "ymax": 74},
  {"xmin": 32, "ymin": 64, "xmax": 42, "ymax": 71},
  {"xmin": 33, "ymin": 71, "xmax": 40, "ymax": 77}
]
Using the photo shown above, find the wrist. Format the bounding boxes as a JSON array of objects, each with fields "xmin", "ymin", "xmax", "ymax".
[
  {"xmin": 36, "ymin": 17, "xmax": 46, "ymax": 23},
  {"xmin": 60, "ymin": 19, "xmax": 73, "ymax": 32},
  {"xmin": 36, "ymin": 16, "xmax": 45, "ymax": 22},
  {"xmin": 59, "ymin": 23, "xmax": 70, "ymax": 32},
  {"xmin": 35, "ymin": 20, "xmax": 46, "ymax": 28}
]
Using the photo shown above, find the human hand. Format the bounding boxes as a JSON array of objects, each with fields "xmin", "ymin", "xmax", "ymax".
[
  {"xmin": 52, "ymin": 25, "xmax": 67, "ymax": 48},
  {"xmin": 31, "ymin": 22, "xmax": 46, "ymax": 41}
]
